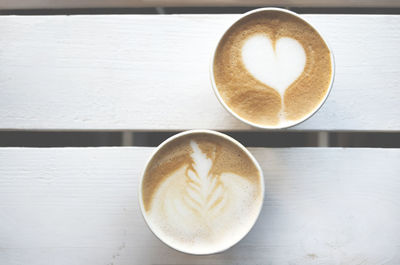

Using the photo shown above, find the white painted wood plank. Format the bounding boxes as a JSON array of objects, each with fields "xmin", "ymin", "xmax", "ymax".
[
  {"xmin": 1, "ymin": 0, "xmax": 400, "ymax": 9},
  {"xmin": 0, "ymin": 15, "xmax": 399, "ymax": 131},
  {"xmin": 0, "ymin": 147, "xmax": 399, "ymax": 264}
]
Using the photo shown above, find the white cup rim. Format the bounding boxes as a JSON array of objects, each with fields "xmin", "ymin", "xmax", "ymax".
[
  {"xmin": 138, "ymin": 129, "xmax": 265, "ymax": 255},
  {"xmin": 210, "ymin": 7, "xmax": 336, "ymax": 130}
]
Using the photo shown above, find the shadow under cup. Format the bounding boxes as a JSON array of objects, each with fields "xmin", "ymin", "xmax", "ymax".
[
  {"xmin": 210, "ymin": 8, "xmax": 335, "ymax": 129},
  {"xmin": 138, "ymin": 130, "xmax": 264, "ymax": 255}
]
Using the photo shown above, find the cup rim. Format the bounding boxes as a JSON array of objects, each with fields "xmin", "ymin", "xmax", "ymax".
[
  {"xmin": 210, "ymin": 7, "xmax": 336, "ymax": 130},
  {"xmin": 138, "ymin": 129, "xmax": 265, "ymax": 255}
]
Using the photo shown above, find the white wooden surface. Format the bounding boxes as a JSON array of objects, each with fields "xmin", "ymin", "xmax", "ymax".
[
  {"xmin": 0, "ymin": 147, "xmax": 399, "ymax": 264},
  {"xmin": 0, "ymin": 15, "xmax": 400, "ymax": 131},
  {"xmin": 1, "ymin": 0, "xmax": 400, "ymax": 9}
]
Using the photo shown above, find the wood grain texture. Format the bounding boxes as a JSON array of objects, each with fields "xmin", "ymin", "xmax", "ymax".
[
  {"xmin": 1, "ymin": 0, "xmax": 400, "ymax": 9},
  {"xmin": 0, "ymin": 147, "xmax": 399, "ymax": 264},
  {"xmin": 0, "ymin": 15, "xmax": 400, "ymax": 131}
]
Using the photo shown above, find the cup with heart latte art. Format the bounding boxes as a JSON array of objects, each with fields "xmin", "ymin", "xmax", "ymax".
[
  {"xmin": 139, "ymin": 130, "xmax": 264, "ymax": 255},
  {"xmin": 211, "ymin": 8, "xmax": 335, "ymax": 129}
]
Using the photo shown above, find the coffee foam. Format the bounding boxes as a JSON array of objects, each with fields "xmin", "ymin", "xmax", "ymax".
[
  {"xmin": 141, "ymin": 133, "xmax": 262, "ymax": 253},
  {"xmin": 242, "ymin": 35, "xmax": 306, "ymax": 95},
  {"xmin": 213, "ymin": 10, "xmax": 332, "ymax": 127}
]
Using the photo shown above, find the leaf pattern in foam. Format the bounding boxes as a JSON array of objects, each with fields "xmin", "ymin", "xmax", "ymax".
[{"xmin": 183, "ymin": 140, "xmax": 227, "ymax": 216}]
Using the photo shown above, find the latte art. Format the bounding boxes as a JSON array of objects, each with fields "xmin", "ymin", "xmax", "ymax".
[
  {"xmin": 182, "ymin": 141, "xmax": 227, "ymax": 216},
  {"xmin": 213, "ymin": 9, "xmax": 333, "ymax": 127},
  {"xmin": 242, "ymin": 35, "xmax": 306, "ymax": 95},
  {"xmin": 141, "ymin": 133, "xmax": 263, "ymax": 254}
]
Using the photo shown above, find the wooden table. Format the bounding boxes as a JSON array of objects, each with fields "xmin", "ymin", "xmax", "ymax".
[{"xmin": 0, "ymin": 1, "xmax": 399, "ymax": 264}]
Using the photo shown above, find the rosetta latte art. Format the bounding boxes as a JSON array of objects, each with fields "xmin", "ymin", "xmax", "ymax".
[
  {"xmin": 142, "ymin": 133, "xmax": 262, "ymax": 254},
  {"xmin": 182, "ymin": 141, "xmax": 227, "ymax": 216}
]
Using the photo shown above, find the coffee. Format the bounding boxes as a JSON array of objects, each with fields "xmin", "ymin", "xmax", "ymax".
[
  {"xmin": 140, "ymin": 131, "xmax": 263, "ymax": 254},
  {"xmin": 212, "ymin": 9, "xmax": 333, "ymax": 127}
]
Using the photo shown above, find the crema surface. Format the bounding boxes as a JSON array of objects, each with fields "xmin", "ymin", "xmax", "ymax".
[
  {"xmin": 213, "ymin": 10, "xmax": 333, "ymax": 127},
  {"xmin": 141, "ymin": 133, "xmax": 263, "ymax": 254}
]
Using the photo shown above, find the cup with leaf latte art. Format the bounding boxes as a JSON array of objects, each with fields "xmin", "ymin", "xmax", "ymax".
[
  {"xmin": 211, "ymin": 8, "xmax": 335, "ymax": 129},
  {"xmin": 139, "ymin": 130, "xmax": 264, "ymax": 255}
]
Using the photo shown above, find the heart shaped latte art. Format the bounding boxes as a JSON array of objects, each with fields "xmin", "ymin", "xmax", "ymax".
[{"xmin": 241, "ymin": 35, "xmax": 306, "ymax": 95}]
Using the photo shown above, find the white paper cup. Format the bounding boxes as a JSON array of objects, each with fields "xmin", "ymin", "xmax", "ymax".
[
  {"xmin": 210, "ymin": 7, "xmax": 335, "ymax": 129},
  {"xmin": 138, "ymin": 130, "xmax": 264, "ymax": 255}
]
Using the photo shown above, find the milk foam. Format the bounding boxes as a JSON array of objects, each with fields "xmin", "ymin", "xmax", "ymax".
[
  {"xmin": 242, "ymin": 34, "xmax": 306, "ymax": 96},
  {"xmin": 146, "ymin": 140, "xmax": 261, "ymax": 254}
]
